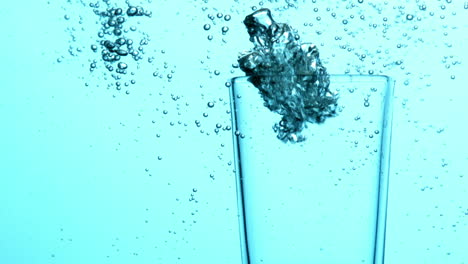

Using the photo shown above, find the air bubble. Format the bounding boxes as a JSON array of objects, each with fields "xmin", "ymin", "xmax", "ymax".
[
  {"xmin": 221, "ymin": 26, "xmax": 229, "ymax": 34},
  {"xmin": 406, "ymin": 14, "xmax": 414, "ymax": 21},
  {"xmin": 224, "ymin": 14, "xmax": 231, "ymax": 21},
  {"xmin": 207, "ymin": 102, "xmax": 215, "ymax": 108},
  {"xmin": 203, "ymin": 24, "xmax": 211, "ymax": 30},
  {"xmin": 117, "ymin": 62, "xmax": 128, "ymax": 69},
  {"xmin": 127, "ymin": 7, "xmax": 138, "ymax": 16}
]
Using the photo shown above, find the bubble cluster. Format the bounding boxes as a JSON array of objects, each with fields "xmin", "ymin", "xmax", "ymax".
[
  {"xmin": 90, "ymin": 3, "xmax": 151, "ymax": 91},
  {"xmin": 237, "ymin": 8, "xmax": 338, "ymax": 143}
]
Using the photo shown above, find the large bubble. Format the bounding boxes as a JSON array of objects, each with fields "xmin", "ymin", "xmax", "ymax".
[{"xmin": 238, "ymin": 8, "xmax": 338, "ymax": 143}]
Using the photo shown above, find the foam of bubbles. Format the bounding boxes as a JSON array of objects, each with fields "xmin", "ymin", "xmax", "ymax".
[{"xmin": 237, "ymin": 8, "xmax": 338, "ymax": 143}]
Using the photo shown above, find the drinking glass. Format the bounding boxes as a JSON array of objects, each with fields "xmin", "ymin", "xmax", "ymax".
[{"xmin": 229, "ymin": 74, "xmax": 394, "ymax": 264}]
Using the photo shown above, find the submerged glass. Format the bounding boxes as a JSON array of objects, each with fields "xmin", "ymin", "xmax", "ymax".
[{"xmin": 229, "ymin": 75, "xmax": 394, "ymax": 264}]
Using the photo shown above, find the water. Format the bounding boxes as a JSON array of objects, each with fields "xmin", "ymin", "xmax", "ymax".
[
  {"xmin": 238, "ymin": 8, "xmax": 338, "ymax": 143},
  {"xmin": 2, "ymin": 1, "xmax": 467, "ymax": 263}
]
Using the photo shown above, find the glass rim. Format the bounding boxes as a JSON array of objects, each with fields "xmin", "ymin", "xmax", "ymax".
[{"xmin": 231, "ymin": 74, "xmax": 392, "ymax": 83}]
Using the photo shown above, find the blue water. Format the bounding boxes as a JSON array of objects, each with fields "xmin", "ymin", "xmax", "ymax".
[{"xmin": 0, "ymin": 0, "xmax": 467, "ymax": 263}]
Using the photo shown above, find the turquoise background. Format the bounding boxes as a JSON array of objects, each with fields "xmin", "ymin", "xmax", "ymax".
[{"xmin": 0, "ymin": 0, "xmax": 467, "ymax": 263}]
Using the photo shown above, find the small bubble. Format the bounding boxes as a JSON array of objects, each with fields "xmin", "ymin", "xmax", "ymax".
[
  {"xmin": 224, "ymin": 14, "xmax": 231, "ymax": 21},
  {"xmin": 192, "ymin": 188, "xmax": 197, "ymax": 192},
  {"xmin": 342, "ymin": 19, "xmax": 348, "ymax": 25},
  {"xmin": 203, "ymin": 24, "xmax": 211, "ymax": 30},
  {"xmin": 203, "ymin": 112, "xmax": 208, "ymax": 117},
  {"xmin": 64, "ymin": 15, "xmax": 70, "ymax": 20},
  {"xmin": 167, "ymin": 74, "xmax": 173, "ymax": 79},
  {"xmin": 450, "ymin": 75, "xmax": 455, "ymax": 80},
  {"xmin": 117, "ymin": 62, "xmax": 128, "ymax": 70},
  {"xmin": 114, "ymin": 8, "xmax": 123, "ymax": 16},
  {"xmin": 207, "ymin": 102, "xmax": 215, "ymax": 108},
  {"xmin": 225, "ymin": 82, "xmax": 231, "ymax": 87},
  {"xmin": 157, "ymin": 156, "xmax": 162, "ymax": 160},
  {"xmin": 358, "ymin": 0, "xmax": 363, "ymax": 3},
  {"xmin": 364, "ymin": 101, "xmax": 370, "ymax": 107},
  {"xmin": 217, "ymin": 13, "xmax": 223, "ymax": 18},
  {"xmin": 207, "ymin": 35, "xmax": 213, "ymax": 40},
  {"xmin": 127, "ymin": 7, "xmax": 138, "ymax": 16},
  {"xmin": 221, "ymin": 26, "xmax": 229, "ymax": 34},
  {"xmin": 465, "ymin": 2, "xmax": 468, "ymax": 9},
  {"xmin": 214, "ymin": 70, "xmax": 220, "ymax": 75},
  {"xmin": 419, "ymin": 4, "xmax": 427, "ymax": 10},
  {"xmin": 406, "ymin": 14, "xmax": 414, "ymax": 21}
]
